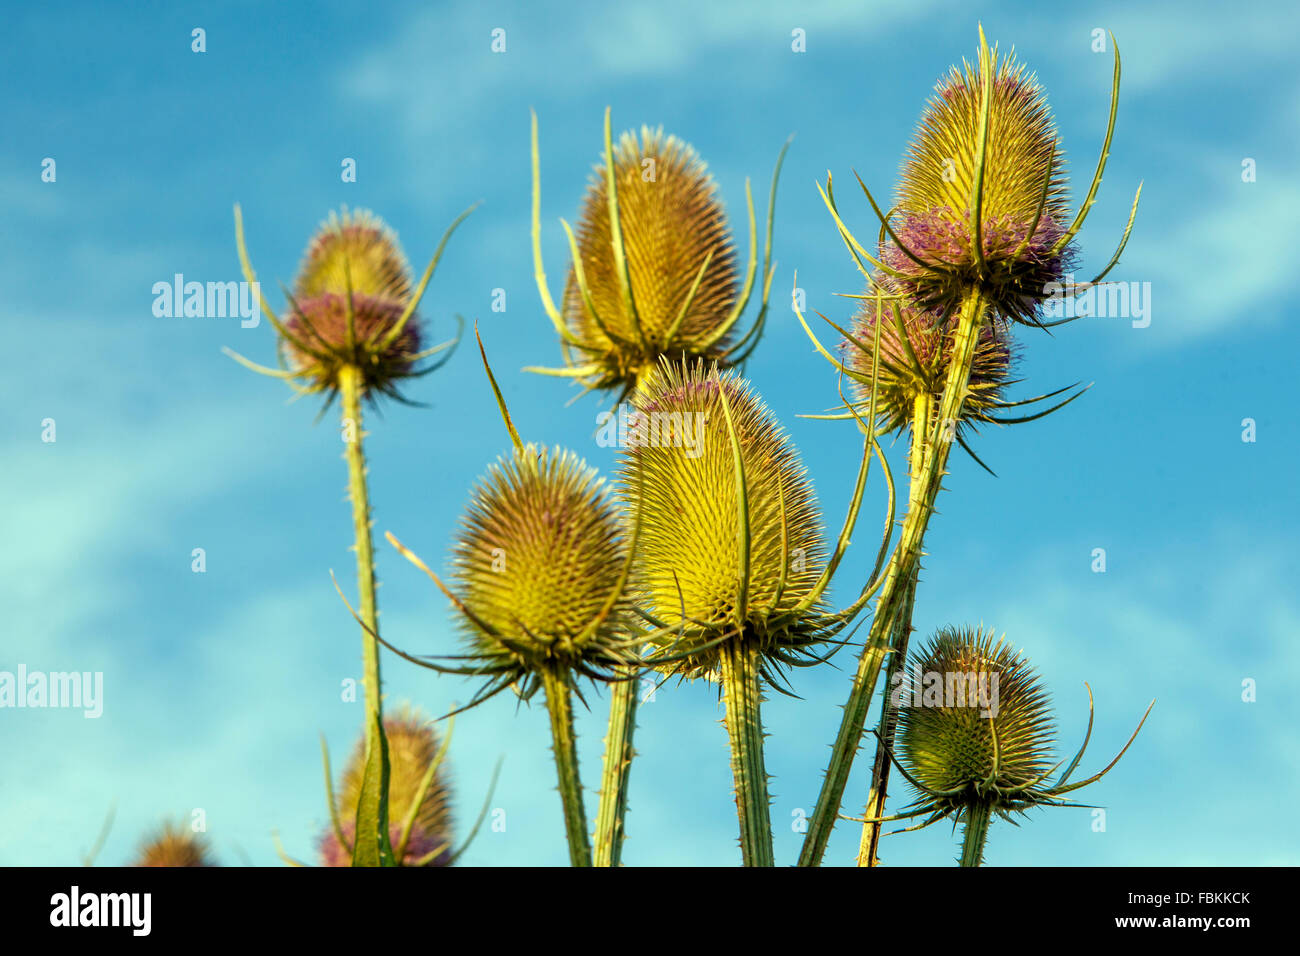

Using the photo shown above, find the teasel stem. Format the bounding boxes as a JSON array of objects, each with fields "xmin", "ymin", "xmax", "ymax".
[
  {"xmin": 856, "ymin": 391, "xmax": 931, "ymax": 866},
  {"xmin": 720, "ymin": 640, "xmax": 774, "ymax": 866},
  {"xmin": 593, "ymin": 667, "xmax": 639, "ymax": 866},
  {"xmin": 541, "ymin": 662, "xmax": 593, "ymax": 867},
  {"xmin": 338, "ymin": 362, "xmax": 394, "ymax": 867},
  {"xmin": 799, "ymin": 288, "xmax": 989, "ymax": 867},
  {"xmin": 959, "ymin": 802, "xmax": 994, "ymax": 867}
]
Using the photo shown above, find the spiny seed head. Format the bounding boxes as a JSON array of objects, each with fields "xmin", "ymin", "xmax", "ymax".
[
  {"xmin": 296, "ymin": 207, "xmax": 413, "ymax": 304},
  {"xmin": 452, "ymin": 445, "xmax": 633, "ymax": 671},
  {"xmin": 130, "ymin": 821, "xmax": 217, "ymax": 867},
  {"xmin": 565, "ymin": 127, "xmax": 739, "ymax": 393},
  {"xmin": 898, "ymin": 626, "xmax": 1055, "ymax": 812},
  {"xmin": 280, "ymin": 207, "xmax": 426, "ymax": 396},
  {"xmin": 888, "ymin": 44, "xmax": 1076, "ymax": 323},
  {"xmin": 844, "ymin": 280, "xmax": 1014, "ymax": 436},
  {"xmin": 320, "ymin": 706, "xmax": 453, "ymax": 867},
  {"xmin": 620, "ymin": 359, "xmax": 828, "ymax": 679}
]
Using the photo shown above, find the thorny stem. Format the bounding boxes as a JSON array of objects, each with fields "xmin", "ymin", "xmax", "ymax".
[
  {"xmin": 720, "ymin": 640, "xmax": 774, "ymax": 866},
  {"xmin": 856, "ymin": 392, "xmax": 931, "ymax": 866},
  {"xmin": 959, "ymin": 802, "xmax": 994, "ymax": 867},
  {"xmin": 799, "ymin": 288, "xmax": 990, "ymax": 867},
  {"xmin": 339, "ymin": 362, "xmax": 394, "ymax": 867},
  {"xmin": 593, "ymin": 667, "xmax": 640, "ymax": 866},
  {"xmin": 542, "ymin": 664, "xmax": 593, "ymax": 867}
]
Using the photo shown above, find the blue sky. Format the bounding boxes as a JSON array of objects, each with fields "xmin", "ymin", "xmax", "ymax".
[{"xmin": 2, "ymin": 0, "xmax": 1297, "ymax": 866}]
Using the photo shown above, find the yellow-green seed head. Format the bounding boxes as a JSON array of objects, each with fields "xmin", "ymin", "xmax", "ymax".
[
  {"xmin": 565, "ymin": 127, "xmax": 739, "ymax": 393},
  {"xmin": 897, "ymin": 626, "xmax": 1055, "ymax": 813},
  {"xmin": 130, "ymin": 820, "xmax": 218, "ymax": 867},
  {"xmin": 320, "ymin": 706, "xmax": 453, "ymax": 866},
  {"xmin": 888, "ymin": 42, "xmax": 1075, "ymax": 323},
  {"xmin": 452, "ymin": 445, "xmax": 634, "ymax": 675},
  {"xmin": 620, "ymin": 359, "xmax": 828, "ymax": 679}
]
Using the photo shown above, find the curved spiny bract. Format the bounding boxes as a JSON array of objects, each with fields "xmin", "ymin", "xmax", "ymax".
[
  {"xmin": 130, "ymin": 821, "xmax": 218, "ymax": 867},
  {"xmin": 843, "ymin": 280, "xmax": 1015, "ymax": 438},
  {"xmin": 451, "ymin": 444, "xmax": 639, "ymax": 694},
  {"xmin": 886, "ymin": 48, "xmax": 1076, "ymax": 325},
  {"xmin": 620, "ymin": 359, "xmax": 830, "ymax": 682},
  {"xmin": 320, "ymin": 706, "xmax": 454, "ymax": 867}
]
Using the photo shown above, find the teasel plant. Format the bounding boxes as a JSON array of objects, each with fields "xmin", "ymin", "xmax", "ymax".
[
  {"xmin": 130, "ymin": 820, "xmax": 218, "ymax": 867},
  {"xmin": 367, "ymin": 329, "xmax": 651, "ymax": 866},
  {"xmin": 794, "ymin": 25, "xmax": 1142, "ymax": 866},
  {"xmin": 618, "ymin": 357, "xmax": 891, "ymax": 866},
  {"xmin": 840, "ymin": 626, "xmax": 1153, "ymax": 865},
  {"xmin": 226, "ymin": 202, "xmax": 475, "ymax": 865},
  {"xmin": 798, "ymin": 280, "xmax": 1091, "ymax": 866},
  {"xmin": 528, "ymin": 108, "xmax": 791, "ymax": 865}
]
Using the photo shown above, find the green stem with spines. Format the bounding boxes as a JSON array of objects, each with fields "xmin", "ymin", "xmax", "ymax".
[
  {"xmin": 720, "ymin": 640, "xmax": 773, "ymax": 866},
  {"xmin": 541, "ymin": 663, "xmax": 593, "ymax": 867},
  {"xmin": 799, "ymin": 288, "xmax": 989, "ymax": 867},
  {"xmin": 959, "ymin": 802, "xmax": 994, "ymax": 867},
  {"xmin": 593, "ymin": 667, "xmax": 640, "ymax": 866},
  {"xmin": 339, "ymin": 362, "xmax": 395, "ymax": 867},
  {"xmin": 856, "ymin": 391, "xmax": 931, "ymax": 866}
]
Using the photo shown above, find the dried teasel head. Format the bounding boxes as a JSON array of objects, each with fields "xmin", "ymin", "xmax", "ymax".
[
  {"xmin": 130, "ymin": 820, "xmax": 218, "ymax": 867},
  {"xmin": 530, "ymin": 109, "xmax": 787, "ymax": 402},
  {"xmin": 620, "ymin": 359, "xmax": 852, "ymax": 683},
  {"xmin": 319, "ymin": 706, "xmax": 453, "ymax": 867}
]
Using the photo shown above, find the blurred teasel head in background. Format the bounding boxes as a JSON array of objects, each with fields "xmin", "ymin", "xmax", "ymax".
[
  {"xmin": 319, "ymin": 706, "xmax": 454, "ymax": 867},
  {"xmin": 130, "ymin": 820, "xmax": 218, "ymax": 867}
]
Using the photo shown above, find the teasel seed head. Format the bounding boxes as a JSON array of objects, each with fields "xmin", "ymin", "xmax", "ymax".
[
  {"xmin": 620, "ymin": 359, "xmax": 833, "ymax": 681},
  {"xmin": 319, "ymin": 706, "xmax": 453, "ymax": 867},
  {"xmin": 277, "ymin": 207, "xmax": 429, "ymax": 395},
  {"xmin": 889, "ymin": 624, "xmax": 1153, "ymax": 842},
  {"xmin": 296, "ymin": 207, "xmax": 414, "ymax": 304},
  {"xmin": 530, "ymin": 109, "xmax": 787, "ymax": 402},
  {"xmin": 884, "ymin": 42, "xmax": 1076, "ymax": 324},
  {"xmin": 450, "ymin": 445, "xmax": 638, "ymax": 690},
  {"xmin": 229, "ymin": 201, "xmax": 474, "ymax": 408},
  {"xmin": 130, "ymin": 820, "xmax": 218, "ymax": 867},
  {"xmin": 898, "ymin": 627, "xmax": 1054, "ymax": 811},
  {"xmin": 843, "ymin": 279, "xmax": 1015, "ymax": 437},
  {"xmin": 564, "ymin": 127, "xmax": 739, "ymax": 389}
]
